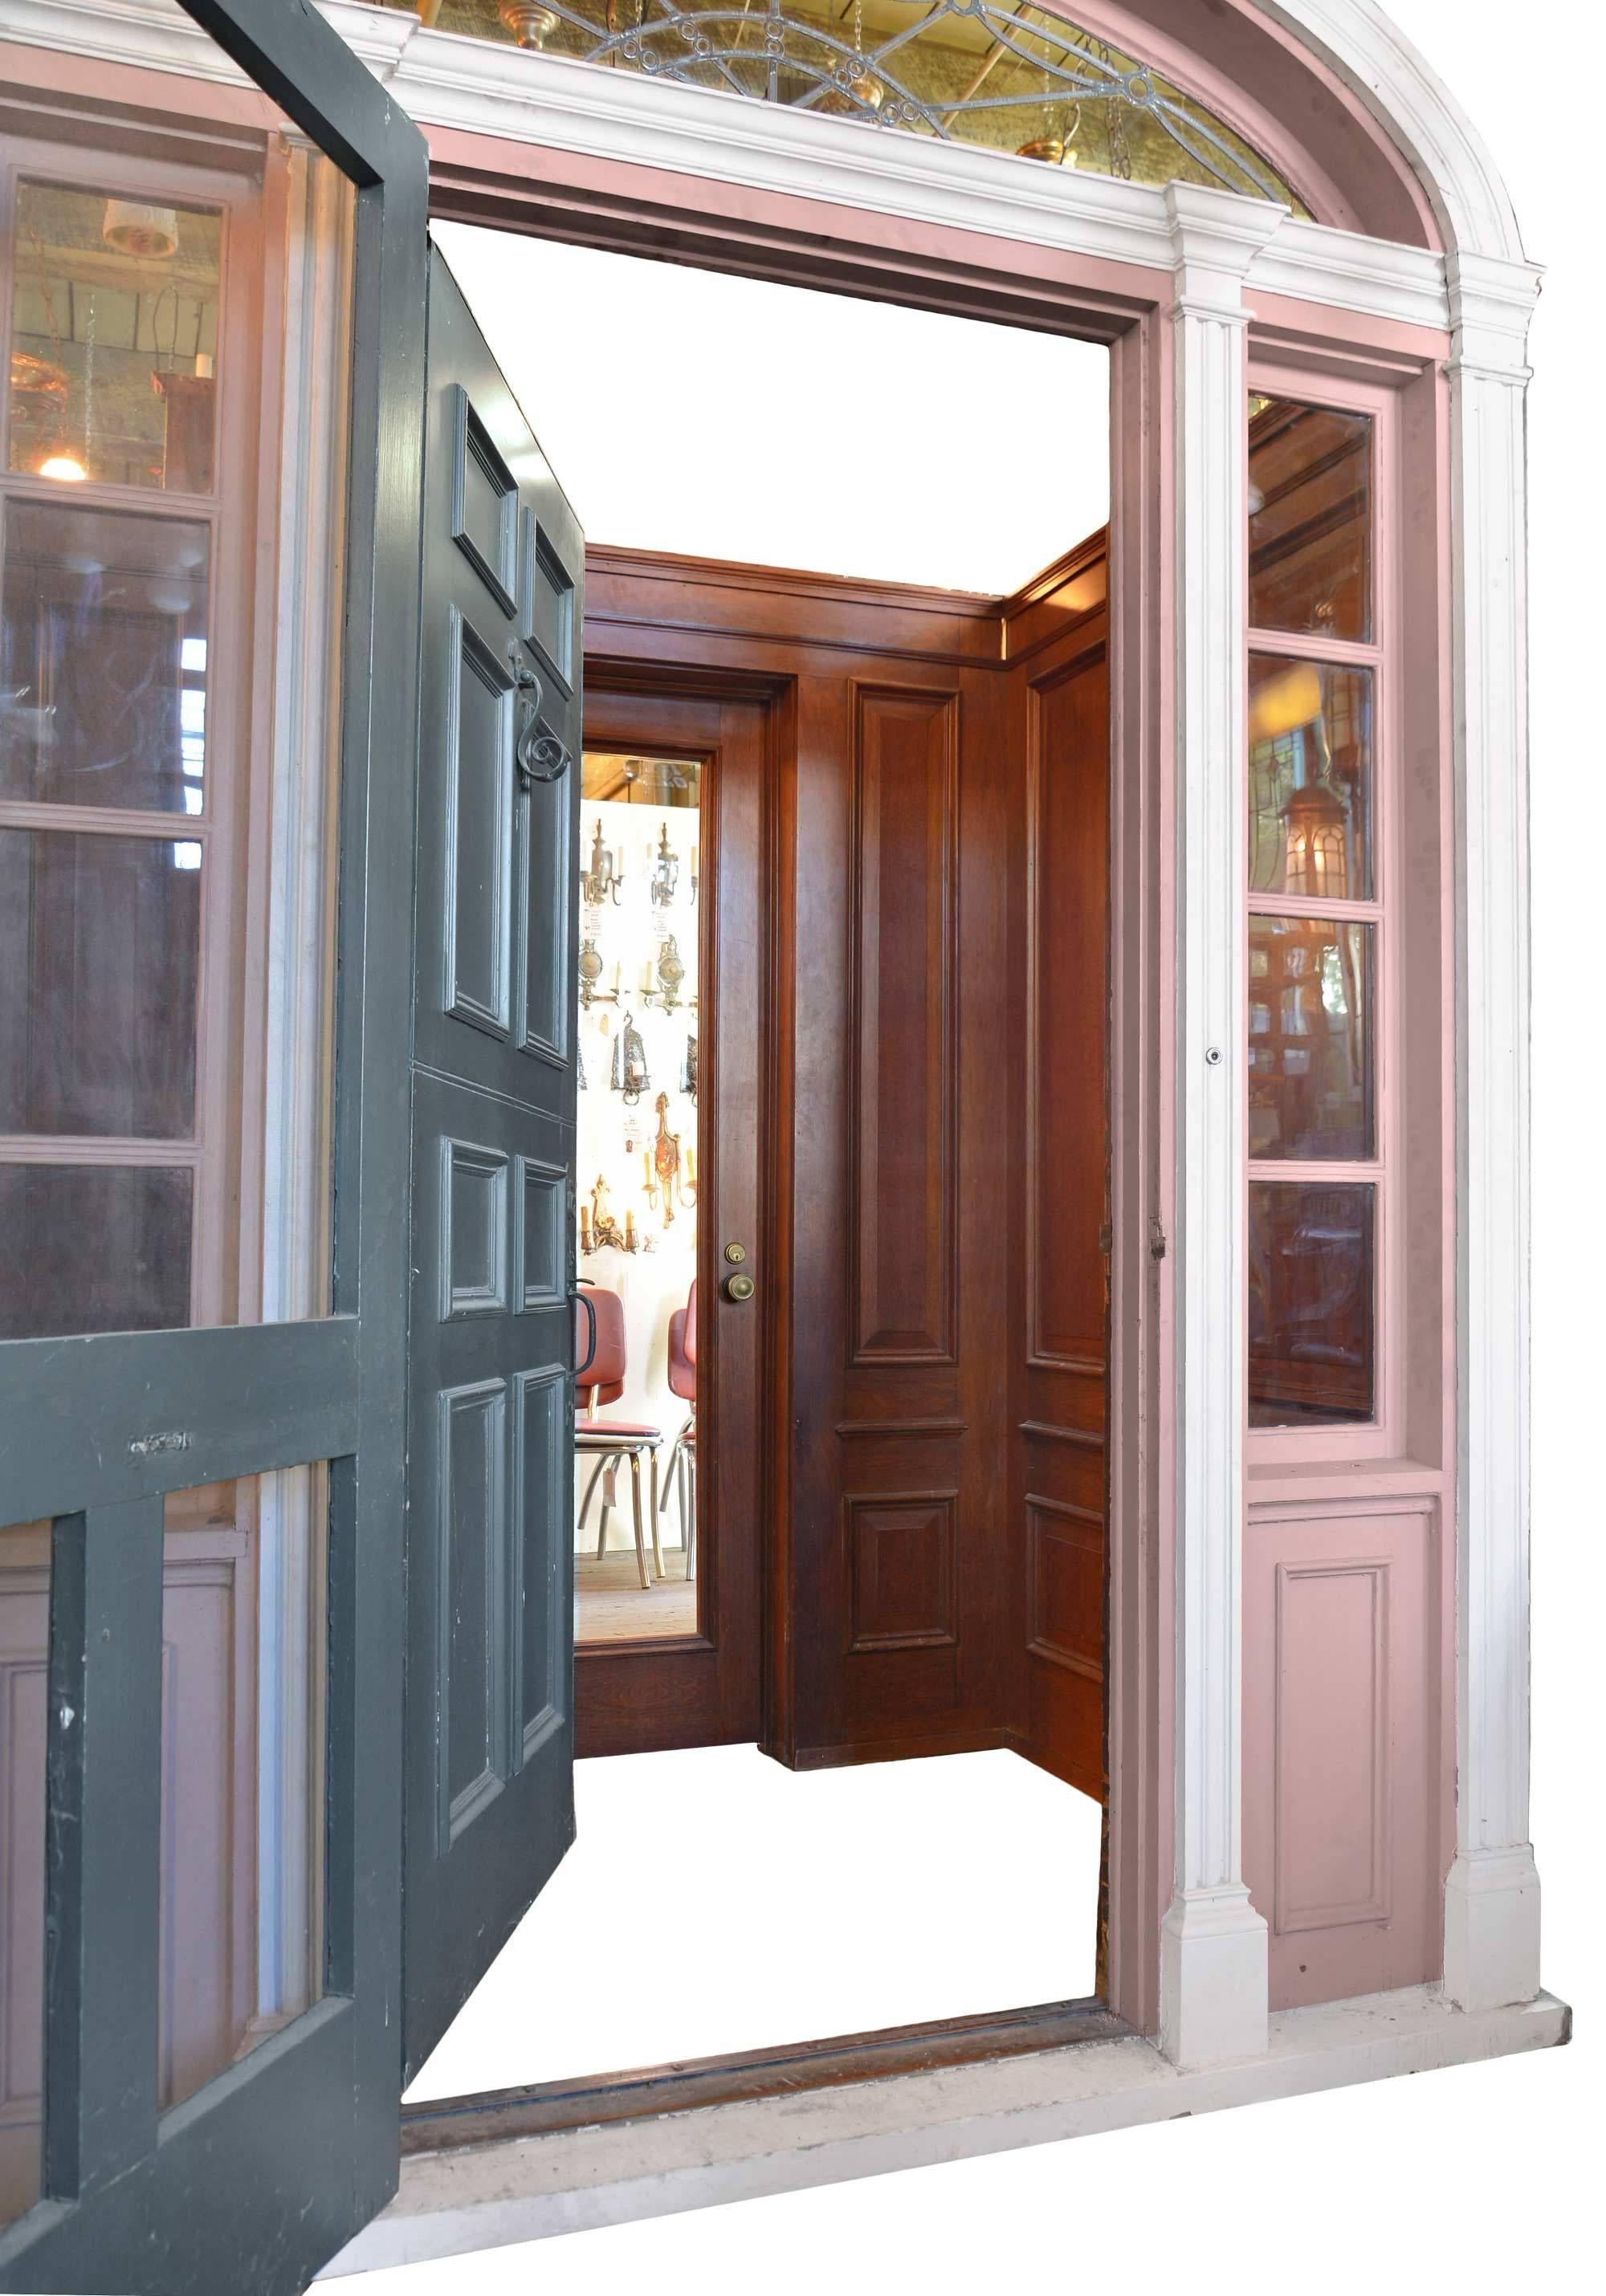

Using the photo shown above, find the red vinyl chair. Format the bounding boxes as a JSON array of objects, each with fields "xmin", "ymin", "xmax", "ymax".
[
  {"xmin": 659, "ymin": 1280, "xmax": 697, "ymax": 1578},
  {"xmin": 574, "ymin": 1285, "xmax": 662, "ymax": 1590}
]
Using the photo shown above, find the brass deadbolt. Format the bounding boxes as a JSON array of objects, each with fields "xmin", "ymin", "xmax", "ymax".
[
  {"xmin": 724, "ymin": 1242, "xmax": 748, "ymax": 1264},
  {"xmin": 724, "ymin": 1272, "xmax": 756, "ymax": 1304}
]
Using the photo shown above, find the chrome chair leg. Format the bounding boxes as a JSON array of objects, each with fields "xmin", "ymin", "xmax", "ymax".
[
  {"xmin": 579, "ymin": 1452, "xmax": 609, "ymax": 1529},
  {"xmin": 649, "ymin": 1449, "xmax": 664, "ymax": 1580},
  {"xmin": 628, "ymin": 1450, "xmax": 650, "ymax": 1590},
  {"xmin": 684, "ymin": 1447, "xmax": 696, "ymax": 1580},
  {"xmin": 596, "ymin": 1451, "xmax": 621, "ymax": 1559}
]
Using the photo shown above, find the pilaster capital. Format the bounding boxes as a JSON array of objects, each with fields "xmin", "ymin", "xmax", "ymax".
[
  {"xmin": 1164, "ymin": 182, "xmax": 1288, "ymax": 320},
  {"xmin": 1447, "ymin": 250, "xmax": 1543, "ymax": 378}
]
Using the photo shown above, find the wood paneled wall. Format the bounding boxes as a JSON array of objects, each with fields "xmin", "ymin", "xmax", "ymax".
[{"xmin": 585, "ymin": 535, "xmax": 1110, "ymax": 1791}]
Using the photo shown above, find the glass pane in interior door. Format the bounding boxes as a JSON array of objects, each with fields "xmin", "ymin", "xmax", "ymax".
[
  {"xmin": 1249, "ymin": 914, "xmax": 1373, "ymax": 1160},
  {"xmin": 8, "ymin": 182, "xmax": 221, "ymax": 493},
  {"xmin": 0, "ymin": 827, "xmax": 202, "ymax": 1135},
  {"xmin": 575, "ymin": 752, "xmax": 701, "ymax": 1645},
  {"xmin": 0, "ymin": 503, "xmax": 210, "ymax": 812},
  {"xmin": 0, "ymin": 1516, "xmax": 50, "ymax": 2229},
  {"xmin": 1249, "ymin": 1180, "xmax": 1376, "ymax": 1426},
  {"xmin": 1248, "ymin": 655, "xmax": 1373, "ymax": 902},
  {"xmin": 1248, "ymin": 397, "xmax": 1372, "ymax": 641}
]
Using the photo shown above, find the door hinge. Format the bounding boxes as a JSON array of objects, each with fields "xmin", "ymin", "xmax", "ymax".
[{"xmin": 1148, "ymin": 1214, "xmax": 1168, "ymax": 1261}]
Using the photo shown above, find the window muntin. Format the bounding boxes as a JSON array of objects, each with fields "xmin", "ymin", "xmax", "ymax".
[
  {"xmin": 1247, "ymin": 393, "xmax": 1383, "ymax": 1434},
  {"xmin": 384, "ymin": 2, "xmax": 1301, "ymax": 205}
]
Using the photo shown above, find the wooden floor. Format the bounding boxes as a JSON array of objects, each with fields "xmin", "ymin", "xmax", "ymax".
[{"xmin": 577, "ymin": 1550, "xmax": 697, "ymax": 1643}]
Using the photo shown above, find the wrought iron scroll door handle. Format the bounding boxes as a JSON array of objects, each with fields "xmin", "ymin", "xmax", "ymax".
[{"xmin": 508, "ymin": 650, "xmax": 572, "ymax": 786}]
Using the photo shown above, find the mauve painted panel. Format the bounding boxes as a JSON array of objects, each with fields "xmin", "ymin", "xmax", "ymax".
[{"xmin": 1244, "ymin": 1502, "xmax": 1441, "ymax": 2009}]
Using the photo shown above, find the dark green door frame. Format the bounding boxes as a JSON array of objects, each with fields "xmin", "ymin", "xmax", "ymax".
[{"xmin": 0, "ymin": 4, "xmax": 428, "ymax": 2288}]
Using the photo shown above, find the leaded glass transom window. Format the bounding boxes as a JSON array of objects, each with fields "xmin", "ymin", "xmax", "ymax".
[{"xmin": 391, "ymin": 2, "xmax": 1300, "ymax": 203}]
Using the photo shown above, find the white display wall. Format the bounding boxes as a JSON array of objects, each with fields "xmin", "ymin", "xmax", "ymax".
[{"xmin": 576, "ymin": 792, "xmax": 699, "ymax": 1553}]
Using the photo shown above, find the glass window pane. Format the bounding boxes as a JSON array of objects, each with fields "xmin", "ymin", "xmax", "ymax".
[
  {"xmin": 0, "ymin": 828, "xmax": 201, "ymax": 1138},
  {"xmin": 161, "ymin": 1468, "xmax": 327, "ymax": 2114},
  {"xmin": 0, "ymin": 1164, "xmax": 191, "ymax": 1337},
  {"xmin": 577, "ymin": 751, "xmax": 700, "ymax": 1647},
  {"xmin": 1249, "ymin": 1181, "xmax": 1376, "ymax": 1427},
  {"xmin": 1249, "ymin": 915, "xmax": 1373, "ymax": 1161},
  {"xmin": 0, "ymin": 503, "xmax": 210, "ymax": 812},
  {"xmin": 1248, "ymin": 655, "xmax": 1373, "ymax": 901},
  {"xmin": 9, "ymin": 182, "xmax": 221, "ymax": 493},
  {"xmin": 1249, "ymin": 397, "xmax": 1372, "ymax": 641},
  {"xmin": 0, "ymin": 1517, "xmax": 49, "ymax": 2229}
]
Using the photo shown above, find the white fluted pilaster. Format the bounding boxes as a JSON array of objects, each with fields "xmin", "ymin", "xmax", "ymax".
[
  {"xmin": 1159, "ymin": 185, "xmax": 1283, "ymax": 2070},
  {"xmin": 1442, "ymin": 250, "xmax": 1545, "ymax": 2013}
]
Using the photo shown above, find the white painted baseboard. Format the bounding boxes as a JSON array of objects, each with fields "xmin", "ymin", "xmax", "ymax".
[{"xmin": 321, "ymin": 1985, "xmax": 1568, "ymax": 2277}]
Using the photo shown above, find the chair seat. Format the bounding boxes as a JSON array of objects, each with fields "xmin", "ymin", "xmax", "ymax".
[{"xmin": 576, "ymin": 1419, "xmax": 662, "ymax": 1443}]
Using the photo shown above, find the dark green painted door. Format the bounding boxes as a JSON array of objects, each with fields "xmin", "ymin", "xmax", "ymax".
[
  {"xmin": 403, "ymin": 248, "xmax": 583, "ymax": 2082},
  {"xmin": 0, "ymin": 4, "xmax": 428, "ymax": 2291}
]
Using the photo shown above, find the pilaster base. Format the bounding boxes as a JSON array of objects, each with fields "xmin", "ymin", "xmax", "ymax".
[
  {"xmin": 1443, "ymin": 1846, "xmax": 1542, "ymax": 2011},
  {"xmin": 1160, "ymin": 1886, "xmax": 1269, "ymax": 2068}
]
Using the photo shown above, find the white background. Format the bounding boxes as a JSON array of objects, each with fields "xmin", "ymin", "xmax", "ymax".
[{"xmin": 372, "ymin": 2, "xmax": 1602, "ymax": 2286}]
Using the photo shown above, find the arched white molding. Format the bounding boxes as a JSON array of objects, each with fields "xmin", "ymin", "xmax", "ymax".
[{"xmin": 1257, "ymin": 0, "xmax": 1524, "ymax": 262}]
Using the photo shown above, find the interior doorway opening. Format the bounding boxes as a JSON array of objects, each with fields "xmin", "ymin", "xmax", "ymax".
[{"xmin": 405, "ymin": 222, "xmax": 1115, "ymax": 2103}]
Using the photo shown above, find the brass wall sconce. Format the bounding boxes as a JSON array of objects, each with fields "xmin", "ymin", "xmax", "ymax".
[
  {"xmin": 643, "ymin": 935, "xmax": 691, "ymax": 1014},
  {"xmin": 581, "ymin": 818, "xmax": 624, "ymax": 907},
  {"xmin": 611, "ymin": 1012, "xmax": 650, "ymax": 1105},
  {"xmin": 650, "ymin": 821, "xmax": 680, "ymax": 908},
  {"xmin": 649, "ymin": 1093, "xmax": 697, "ymax": 1226},
  {"xmin": 578, "ymin": 937, "xmax": 621, "ymax": 1011}
]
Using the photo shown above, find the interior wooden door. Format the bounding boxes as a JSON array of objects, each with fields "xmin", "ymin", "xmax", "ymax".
[
  {"xmin": 573, "ymin": 683, "xmax": 768, "ymax": 1757},
  {"xmin": 403, "ymin": 248, "xmax": 585, "ymax": 2082}
]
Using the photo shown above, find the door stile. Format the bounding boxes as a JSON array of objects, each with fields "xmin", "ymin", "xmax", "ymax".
[{"xmin": 44, "ymin": 1501, "xmax": 165, "ymax": 2199}]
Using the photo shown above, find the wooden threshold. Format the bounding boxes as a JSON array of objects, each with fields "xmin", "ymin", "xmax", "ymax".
[{"xmin": 400, "ymin": 1997, "xmax": 1128, "ymax": 2156}]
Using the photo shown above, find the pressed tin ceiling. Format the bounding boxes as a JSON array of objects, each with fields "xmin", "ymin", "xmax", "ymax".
[{"xmin": 386, "ymin": 0, "xmax": 1302, "ymax": 203}]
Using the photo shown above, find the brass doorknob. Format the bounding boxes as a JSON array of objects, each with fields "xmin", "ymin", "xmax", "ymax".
[{"xmin": 723, "ymin": 1272, "xmax": 756, "ymax": 1304}]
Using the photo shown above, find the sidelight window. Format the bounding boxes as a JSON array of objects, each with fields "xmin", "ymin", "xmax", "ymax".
[{"xmin": 1246, "ymin": 393, "xmax": 1386, "ymax": 1431}]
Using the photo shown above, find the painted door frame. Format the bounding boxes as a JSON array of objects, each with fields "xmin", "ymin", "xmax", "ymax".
[{"xmin": 0, "ymin": 0, "xmax": 1546, "ymax": 2076}]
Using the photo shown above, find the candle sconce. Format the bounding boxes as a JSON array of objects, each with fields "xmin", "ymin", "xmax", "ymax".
[
  {"xmin": 681, "ymin": 1032, "xmax": 698, "ymax": 1105},
  {"xmin": 650, "ymin": 1093, "xmax": 697, "ymax": 1225},
  {"xmin": 610, "ymin": 1012, "xmax": 650, "ymax": 1105},
  {"xmin": 642, "ymin": 935, "xmax": 693, "ymax": 1015},
  {"xmin": 578, "ymin": 937, "xmax": 619, "ymax": 1012},
  {"xmin": 581, "ymin": 817, "xmax": 624, "ymax": 907},
  {"xmin": 585, "ymin": 1173, "xmax": 632, "ymax": 1254},
  {"xmin": 650, "ymin": 821, "xmax": 680, "ymax": 909}
]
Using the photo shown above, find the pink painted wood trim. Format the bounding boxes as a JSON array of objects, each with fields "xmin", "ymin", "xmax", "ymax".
[{"xmin": 0, "ymin": 35, "xmax": 281, "ymax": 135}]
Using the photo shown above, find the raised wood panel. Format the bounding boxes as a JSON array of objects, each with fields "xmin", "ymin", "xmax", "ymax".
[
  {"xmin": 847, "ymin": 1492, "xmax": 958, "ymax": 1655},
  {"xmin": 515, "ymin": 1364, "xmax": 565, "ymax": 1758},
  {"xmin": 439, "ymin": 1378, "xmax": 510, "ymax": 1846},
  {"xmin": 1274, "ymin": 1558, "xmax": 1389, "ymax": 1933},
  {"xmin": 1027, "ymin": 647, "xmax": 1110, "ymax": 1369},
  {"xmin": 1245, "ymin": 1501, "xmax": 1441, "ymax": 2009},
  {"xmin": 850, "ymin": 683, "xmax": 959, "ymax": 1366},
  {"xmin": 1026, "ymin": 1496, "xmax": 1103, "ymax": 1679},
  {"xmin": 442, "ymin": 1139, "xmax": 509, "ymax": 1320},
  {"xmin": 450, "ymin": 385, "xmax": 518, "ymax": 619},
  {"xmin": 443, "ymin": 608, "xmax": 514, "ymax": 1037},
  {"xmin": 517, "ymin": 1155, "xmax": 566, "ymax": 1313},
  {"xmin": 519, "ymin": 749, "xmax": 573, "ymax": 1069}
]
